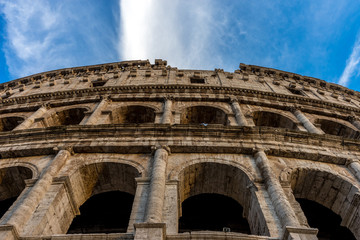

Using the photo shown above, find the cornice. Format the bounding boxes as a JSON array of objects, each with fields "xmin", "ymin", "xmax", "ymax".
[
  {"xmin": 0, "ymin": 125, "xmax": 358, "ymax": 164},
  {"xmin": 1, "ymin": 84, "xmax": 359, "ymax": 116}
]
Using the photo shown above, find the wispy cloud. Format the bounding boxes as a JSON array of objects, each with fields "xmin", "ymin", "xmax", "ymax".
[
  {"xmin": 0, "ymin": 0, "xmax": 119, "ymax": 79},
  {"xmin": 119, "ymin": 0, "xmax": 225, "ymax": 70},
  {"xmin": 338, "ymin": 35, "xmax": 360, "ymax": 86}
]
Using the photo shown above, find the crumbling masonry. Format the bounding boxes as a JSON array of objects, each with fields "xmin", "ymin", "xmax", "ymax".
[{"xmin": 0, "ymin": 59, "xmax": 359, "ymax": 240}]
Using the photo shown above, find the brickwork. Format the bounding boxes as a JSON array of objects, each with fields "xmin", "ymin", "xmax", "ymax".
[{"xmin": 0, "ymin": 60, "xmax": 359, "ymax": 239}]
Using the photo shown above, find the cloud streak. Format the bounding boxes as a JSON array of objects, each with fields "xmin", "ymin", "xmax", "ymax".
[
  {"xmin": 338, "ymin": 35, "xmax": 360, "ymax": 86},
  {"xmin": 119, "ymin": 0, "xmax": 225, "ymax": 70},
  {"xmin": 0, "ymin": 0, "xmax": 119, "ymax": 80}
]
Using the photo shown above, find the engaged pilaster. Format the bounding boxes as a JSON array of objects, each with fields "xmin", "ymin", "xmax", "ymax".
[
  {"xmin": 348, "ymin": 115, "xmax": 360, "ymax": 130},
  {"xmin": 14, "ymin": 104, "xmax": 49, "ymax": 130},
  {"xmin": 145, "ymin": 145, "xmax": 170, "ymax": 223},
  {"xmin": 81, "ymin": 96, "xmax": 110, "ymax": 125},
  {"xmin": 0, "ymin": 147, "xmax": 72, "ymax": 234},
  {"xmin": 160, "ymin": 97, "xmax": 173, "ymax": 124},
  {"xmin": 254, "ymin": 149, "xmax": 300, "ymax": 228},
  {"xmin": 292, "ymin": 108, "xmax": 323, "ymax": 134},
  {"xmin": 347, "ymin": 159, "xmax": 360, "ymax": 182},
  {"xmin": 230, "ymin": 96, "xmax": 248, "ymax": 126}
]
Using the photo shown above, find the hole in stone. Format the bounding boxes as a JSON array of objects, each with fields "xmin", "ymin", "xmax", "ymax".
[
  {"xmin": 55, "ymin": 108, "xmax": 87, "ymax": 126},
  {"xmin": 111, "ymin": 106, "xmax": 155, "ymax": 124},
  {"xmin": 315, "ymin": 119, "xmax": 359, "ymax": 139},
  {"xmin": 0, "ymin": 166, "xmax": 32, "ymax": 219},
  {"xmin": 181, "ymin": 106, "xmax": 228, "ymax": 125},
  {"xmin": 67, "ymin": 191, "xmax": 134, "ymax": 234},
  {"xmin": 0, "ymin": 117, "xmax": 24, "ymax": 131},
  {"xmin": 179, "ymin": 193, "xmax": 251, "ymax": 234},
  {"xmin": 253, "ymin": 111, "xmax": 298, "ymax": 130},
  {"xmin": 297, "ymin": 198, "xmax": 356, "ymax": 240}
]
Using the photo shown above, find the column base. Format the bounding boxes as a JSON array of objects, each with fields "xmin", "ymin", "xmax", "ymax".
[
  {"xmin": 134, "ymin": 223, "xmax": 166, "ymax": 240},
  {"xmin": 282, "ymin": 226, "xmax": 318, "ymax": 240},
  {"xmin": 0, "ymin": 224, "xmax": 19, "ymax": 240}
]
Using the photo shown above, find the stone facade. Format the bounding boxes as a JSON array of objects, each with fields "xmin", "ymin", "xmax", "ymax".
[{"xmin": 0, "ymin": 59, "xmax": 359, "ymax": 239}]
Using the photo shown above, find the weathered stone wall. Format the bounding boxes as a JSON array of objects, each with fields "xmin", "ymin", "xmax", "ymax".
[{"xmin": 0, "ymin": 60, "xmax": 359, "ymax": 239}]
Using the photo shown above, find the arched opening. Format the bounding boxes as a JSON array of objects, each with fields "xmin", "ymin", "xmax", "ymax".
[
  {"xmin": 290, "ymin": 168, "xmax": 359, "ymax": 239},
  {"xmin": 0, "ymin": 116, "xmax": 24, "ymax": 131},
  {"xmin": 66, "ymin": 162, "xmax": 140, "ymax": 234},
  {"xmin": 178, "ymin": 162, "xmax": 267, "ymax": 235},
  {"xmin": 180, "ymin": 106, "xmax": 228, "ymax": 125},
  {"xmin": 0, "ymin": 166, "xmax": 32, "ymax": 219},
  {"xmin": 55, "ymin": 108, "xmax": 86, "ymax": 126},
  {"xmin": 111, "ymin": 106, "xmax": 155, "ymax": 124},
  {"xmin": 315, "ymin": 119, "xmax": 359, "ymax": 139},
  {"xmin": 179, "ymin": 193, "xmax": 250, "ymax": 234},
  {"xmin": 67, "ymin": 191, "xmax": 134, "ymax": 234},
  {"xmin": 297, "ymin": 198, "xmax": 355, "ymax": 240},
  {"xmin": 253, "ymin": 111, "xmax": 298, "ymax": 130}
]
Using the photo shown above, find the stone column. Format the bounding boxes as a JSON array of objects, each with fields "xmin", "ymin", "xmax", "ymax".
[
  {"xmin": 80, "ymin": 97, "xmax": 110, "ymax": 125},
  {"xmin": 347, "ymin": 159, "xmax": 360, "ymax": 182},
  {"xmin": 254, "ymin": 150, "xmax": 300, "ymax": 228},
  {"xmin": 145, "ymin": 146, "xmax": 170, "ymax": 223},
  {"xmin": 0, "ymin": 147, "xmax": 72, "ymax": 236},
  {"xmin": 349, "ymin": 116, "xmax": 360, "ymax": 130},
  {"xmin": 13, "ymin": 105, "xmax": 49, "ymax": 130},
  {"xmin": 160, "ymin": 97, "xmax": 173, "ymax": 124},
  {"xmin": 230, "ymin": 97, "xmax": 248, "ymax": 126},
  {"xmin": 292, "ymin": 109, "xmax": 323, "ymax": 134},
  {"xmin": 127, "ymin": 177, "xmax": 150, "ymax": 233}
]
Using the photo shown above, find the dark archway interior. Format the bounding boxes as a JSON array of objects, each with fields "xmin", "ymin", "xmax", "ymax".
[
  {"xmin": 253, "ymin": 111, "xmax": 298, "ymax": 130},
  {"xmin": 0, "ymin": 117, "xmax": 24, "ymax": 131},
  {"xmin": 180, "ymin": 106, "xmax": 228, "ymax": 125},
  {"xmin": 0, "ymin": 166, "xmax": 32, "ymax": 219},
  {"xmin": 297, "ymin": 198, "xmax": 355, "ymax": 240},
  {"xmin": 67, "ymin": 191, "xmax": 134, "ymax": 234},
  {"xmin": 111, "ymin": 106, "xmax": 155, "ymax": 124},
  {"xmin": 56, "ymin": 108, "xmax": 86, "ymax": 126},
  {"xmin": 0, "ymin": 197, "xmax": 17, "ymax": 219},
  {"xmin": 179, "ymin": 193, "xmax": 251, "ymax": 234},
  {"xmin": 316, "ymin": 119, "xmax": 359, "ymax": 139}
]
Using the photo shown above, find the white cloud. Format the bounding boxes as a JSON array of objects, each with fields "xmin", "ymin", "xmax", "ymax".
[
  {"xmin": 338, "ymin": 35, "xmax": 360, "ymax": 86},
  {"xmin": 119, "ymin": 0, "xmax": 225, "ymax": 70},
  {"xmin": 1, "ymin": 0, "xmax": 119, "ymax": 79}
]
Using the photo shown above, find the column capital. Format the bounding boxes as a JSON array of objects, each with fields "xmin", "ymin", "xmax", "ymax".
[
  {"xmin": 151, "ymin": 145, "xmax": 171, "ymax": 155},
  {"xmin": 163, "ymin": 95, "xmax": 174, "ymax": 101},
  {"xmin": 346, "ymin": 159, "xmax": 360, "ymax": 166},
  {"xmin": 252, "ymin": 147, "xmax": 269, "ymax": 155},
  {"xmin": 229, "ymin": 95, "xmax": 239, "ymax": 103},
  {"xmin": 41, "ymin": 103, "xmax": 51, "ymax": 110},
  {"xmin": 100, "ymin": 94, "xmax": 112, "ymax": 102},
  {"xmin": 53, "ymin": 145, "xmax": 74, "ymax": 155}
]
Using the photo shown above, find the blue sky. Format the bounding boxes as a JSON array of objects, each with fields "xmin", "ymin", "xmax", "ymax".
[{"xmin": 0, "ymin": 0, "xmax": 360, "ymax": 91}]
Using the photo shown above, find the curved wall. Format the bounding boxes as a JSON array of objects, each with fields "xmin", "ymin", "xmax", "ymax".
[{"xmin": 0, "ymin": 59, "xmax": 359, "ymax": 240}]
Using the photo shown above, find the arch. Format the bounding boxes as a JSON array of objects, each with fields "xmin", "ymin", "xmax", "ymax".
[
  {"xmin": 65, "ymin": 162, "xmax": 140, "ymax": 234},
  {"xmin": 177, "ymin": 161, "xmax": 267, "ymax": 236},
  {"xmin": 179, "ymin": 193, "xmax": 251, "ymax": 234},
  {"xmin": 169, "ymin": 157, "xmax": 254, "ymax": 182},
  {"xmin": 0, "ymin": 162, "xmax": 39, "ymax": 179},
  {"xmin": 64, "ymin": 157, "xmax": 146, "ymax": 180},
  {"xmin": 253, "ymin": 111, "xmax": 298, "ymax": 130},
  {"xmin": 53, "ymin": 107, "xmax": 87, "ymax": 126},
  {"xmin": 111, "ymin": 105, "xmax": 156, "ymax": 124},
  {"xmin": 180, "ymin": 106, "xmax": 228, "ymax": 125},
  {"xmin": 296, "ymin": 198, "xmax": 355, "ymax": 239},
  {"xmin": 0, "ymin": 116, "xmax": 25, "ymax": 131},
  {"xmin": 315, "ymin": 118, "xmax": 359, "ymax": 139},
  {"xmin": 67, "ymin": 191, "xmax": 134, "ymax": 234},
  {"xmin": 0, "ymin": 166, "xmax": 33, "ymax": 219},
  {"xmin": 290, "ymin": 167, "xmax": 360, "ymax": 239}
]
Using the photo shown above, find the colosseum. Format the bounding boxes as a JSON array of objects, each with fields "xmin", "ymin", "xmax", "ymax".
[{"xmin": 0, "ymin": 59, "xmax": 359, "ymax": 240}]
